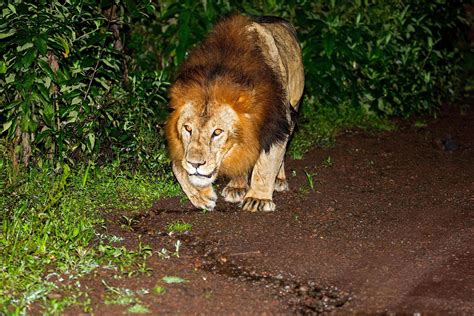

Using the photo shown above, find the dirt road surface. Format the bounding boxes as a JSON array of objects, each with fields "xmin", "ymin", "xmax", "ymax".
[{"xmin": 67, "ymin": 106, "xmax": 473, "ymax": 314}]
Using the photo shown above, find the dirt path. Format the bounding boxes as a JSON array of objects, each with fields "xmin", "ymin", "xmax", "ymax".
[{"xmin": 69, "ymin": 107, "xmax": 473, "ymax": 314}]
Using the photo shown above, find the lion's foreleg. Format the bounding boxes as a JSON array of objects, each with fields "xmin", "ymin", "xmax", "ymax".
[
  {"xmin": 172, "ymin": 162, "xmax": 217, "ymax": 210},
  {"xmin": 242, "ymin": 140, "xmax": 287, "ymax": 212},
  {"xmin": 222, "ymin": 174, "xmax": 249, "ymax": 203}
]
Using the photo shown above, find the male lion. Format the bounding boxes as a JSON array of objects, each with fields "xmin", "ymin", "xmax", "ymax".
[{"xmin": 165, "ymin": 14, "xmax": 304, "ymax": 212}]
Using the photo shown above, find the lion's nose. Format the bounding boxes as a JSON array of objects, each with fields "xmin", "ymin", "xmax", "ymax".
[{"xmin": 187, "ymin": 160, "xmax": 206, "ymax": 169}]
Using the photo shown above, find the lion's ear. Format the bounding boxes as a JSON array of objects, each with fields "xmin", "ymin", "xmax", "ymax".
[
  {"xmin": 234, "ymin": 90, "xmax": 254, "ymax": 112},
  {"xmin": 168, "ymin": 84, "xmax": 183, "ymax": 109}
]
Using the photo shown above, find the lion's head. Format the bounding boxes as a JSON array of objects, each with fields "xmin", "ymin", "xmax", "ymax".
[{"xmin": 165, "ymin": 79, "xmax": 261, "ymax": 188}]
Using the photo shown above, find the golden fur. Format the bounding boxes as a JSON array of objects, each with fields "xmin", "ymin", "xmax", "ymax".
[{"xmin": 165, "ymin": 14, "xmax": 304, "ymax": 211}]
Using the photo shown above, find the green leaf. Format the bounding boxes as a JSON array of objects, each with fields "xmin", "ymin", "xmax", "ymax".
[
  {"xmin": 35, "ymin": 36, "xmax": 48, "ymax": 55},
  {"xmin": 162, "ymin": 276, "xmax": 187, "ymax": 284},
  {"xmin": 0, "ymin": 29, "xmax": 16, "ymax": 39},
  {"xmin": 0, "ymin": 61, "xmax": 6, "ymax": 74},
  {"xmin": 54, "ymin": 36, "xmax": 70, "ymax": 57},
  {"xmin": 127, "ymin": 304, "xmax": 150, "ymax": 314},
  {"xmin": 102, "ymin": 58, "xmax": 120, "ymax": 71},
  {"xmin": 72, "ymin": 227, "xmax": 80, "ymax": 238},
  {"xmin": 146, "ymin": 3, "xmax": 155, "ymax": 14},
  {"xmin": 153, "ymin": 286, "xmax": 166, "ymax": 295},
  {"xmin": 17, "ymin": 42, "xmax": 34, "ymax": 52},
  {"xmin": 66, "ymin": 110, "xmax": 78, "ymax": 124},
  {"xmin": 38, "ymin": 60, "xmax": 56, "ymax": 80},
  {"xmin": 37, "ymin": 84, "xmax": 51, "ymax": 102},
  {"xmin": 22, "ymin": 75, "xmax": 35, "ymax": 89},
  {"xmin": 43, "ymin": 102, "xmax": 54, "ymax": 127},
  {"xmin": 21, "ymin": 114, "xmax": 38, "ymax": 133},
  {"xmin": 71, "ymin": 97, "xmax": 82, "ymax": 105},
  {"xmin": 8, "ymin": 3, "xmax": 16, "ymax": 14},
  {"xmin": 5, "ymin": 73, "xmax": 15, "ymax": 84},
  {"xmin": 21, "ymin": 49, "xmax": 37, "ymax": 68},
  {"xmin": 95, "ymin": 77, "xmax": 111, "ymax": 90},
  {"xmin": 2, "ymin": 120, "xmax": 13, "ymax": 133},
  {"xmin": 322, "ymin": 33, "xmax": 335, "ymax": 56},
  {"xmin": 87, "ymin": 132, "xmax": 95, "ymax": 151},
  {"xmin": 427, "ymin": 36, "xmax": 433, "ymax": 49}
]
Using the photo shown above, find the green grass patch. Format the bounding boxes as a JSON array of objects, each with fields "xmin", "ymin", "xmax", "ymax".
[
  {"xmin": 166, "ymin": 221, "xmax": 193, "ymax": 234},
  {"xmin": 0, "ymin": 148, "xmax": 180, "ymax": 314}
]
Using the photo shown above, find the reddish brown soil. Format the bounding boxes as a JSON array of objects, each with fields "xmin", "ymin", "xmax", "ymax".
[{"xmin": 66, "ymin": 106, "xmax": 473, "ymax": 314}]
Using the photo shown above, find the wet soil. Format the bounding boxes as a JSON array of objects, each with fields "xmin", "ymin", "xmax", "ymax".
[{"xmin": 66, "ymin": 106, "xmax": 473, "ymax": 314}]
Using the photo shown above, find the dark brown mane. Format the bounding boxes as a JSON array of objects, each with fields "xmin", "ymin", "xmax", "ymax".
[{"xmin": 172, "ymin": 14, "xmax": 290, "ymax": 152}]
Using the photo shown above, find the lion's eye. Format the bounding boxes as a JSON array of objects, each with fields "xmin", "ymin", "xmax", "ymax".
[
  {"xmin": 212, "ymin": 128, "xmax": 223, "ymax": 137},
  {"xmin": 184, "ymin": 124, "xmax": 192, "ymax": 134}
]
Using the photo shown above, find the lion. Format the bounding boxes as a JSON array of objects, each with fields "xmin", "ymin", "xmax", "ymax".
[{"xmin": 165, "ymin": 14, "xmax": 304, "ymax": 212}]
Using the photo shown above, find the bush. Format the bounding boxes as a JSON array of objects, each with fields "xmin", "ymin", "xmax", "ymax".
[
  {"xmin": 0, "ymin": 0, "xmax": 169, "ymax": 170},
  {"xmin": 291, "ymin": 1, "xmax": 468, "ymax": 116},
  {"xmin": 0, "ymin": 0, "xmax": 468, "ymax": 168}
]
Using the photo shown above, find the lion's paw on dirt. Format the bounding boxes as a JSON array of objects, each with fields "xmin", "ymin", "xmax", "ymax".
[
  {"xmin": 190, "ymin": 191, "xmax": 217, "ymax": 211},
  {"xmin": 274, "ymin": 178, "xmax": 289, "ymax": 192},
  {"xmin": 222, "ymin": 186, "xmax": 247, "ymax": 203},
  {"xmin": 242, "ymin": 197, "xmax": 276, "ymax": 212}
]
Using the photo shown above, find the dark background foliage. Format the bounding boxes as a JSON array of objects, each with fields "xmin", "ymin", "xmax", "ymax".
[{"xmin": 0, "ymin": 0, "xmax": 470, "ymax": 170}]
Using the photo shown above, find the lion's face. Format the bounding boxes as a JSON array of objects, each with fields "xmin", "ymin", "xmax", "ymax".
[{"xmin": 176, "ymin": 103, "xmax": 238, "ymax": 187}]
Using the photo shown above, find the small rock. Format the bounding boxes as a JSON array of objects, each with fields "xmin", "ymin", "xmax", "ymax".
[
  {"xmin": 433, "ymin": 134, "xmax": 459, "ymax": 152},
  {"xmin": 442, "ymin": 135, "xmax": 459, "ymax": 151}
]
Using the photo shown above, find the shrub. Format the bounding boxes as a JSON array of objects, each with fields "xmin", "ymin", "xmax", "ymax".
[
  {"xmin": 290, "ymin": 1, "xmax": 468, "ymax": 117},
  {"xmin": 0, "ymin": 0, "xmax": 169, "ymax": 169}
]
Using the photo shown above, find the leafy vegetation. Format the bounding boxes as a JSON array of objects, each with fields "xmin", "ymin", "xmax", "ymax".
[
  {"xmin": 0, "ymin": 0, "xmax": 469, "ymax": 313},
  {"xmin": 166, "ymin": 221, "xmax": 193, "ymax": 234},
  {"xmin": 0, "ymin": 0, "xmax": 469, "ymax": 168},
  {"xmin": 0, "ymin": 145, "xmax": 179, "ymax": 313},
  {"xmin": 162, "ymin": 275, "xmax": 187, "ymax": 284},
  {"xmin": 102, "ymin": 281, "xmax": 149, "ymax": 306}
]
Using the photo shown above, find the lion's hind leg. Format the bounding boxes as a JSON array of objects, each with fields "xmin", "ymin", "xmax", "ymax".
[
  {"xmin": 242, "ymin": 141, "xmax": 287, "ymax": 212},
  {"xmin": 274, "ymin": 161, "xmax": 289, "ymax": 192},
  {"xmin": 222, "ymin": 174, "xmax": 248, "ymax": 203}
]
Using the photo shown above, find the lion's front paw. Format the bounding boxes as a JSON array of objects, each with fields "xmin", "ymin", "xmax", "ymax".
[
  {"xmin": 222, "ymin": 186, "xmax": 247, "ymax": 203},
  {"xmin": 242, "ymin": 197, "xmax": 276, "ymax": 212},
  {"xmin": 189, "ymin": 188, "xmax": 217, "ymax": 211},
  {"xmin": 274, "ymin": 178, "xmax": 289, "ymax": 192}
]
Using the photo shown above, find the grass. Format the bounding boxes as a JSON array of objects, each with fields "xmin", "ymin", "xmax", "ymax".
[
  {"xmin": 102, "ymin": 281, "xmax": 151, "ymax": 314},
  {"xmin": 102, "ymin": 280, "xmax": 149, "ymax": 305},
  {"xmin": 166, "ymin": 221, "xmax": 193, "ymax": 234},
  {"xmin": 322, "ymin": 156, "xmax": 333, "ymax": 168},
  {"xmin": 0, "ymin": 148, "xmax": 180, "ymax": 314},
  {"xmin": 303, "ymin": 170, "xmax": 316, "ymax": 192},
  {"xmin": 153, "ymin": 285, "xmax": 166, "ymax": 295}
]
